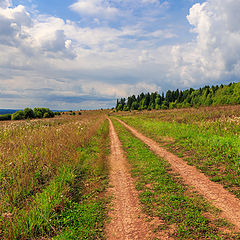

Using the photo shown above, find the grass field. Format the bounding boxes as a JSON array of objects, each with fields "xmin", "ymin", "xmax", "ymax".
[
  {"xmin": 112, "ymin": 118, "xmax": 237, "ymax": 239},
  {"xmin": 0, "ymin": 111, "xmax": 110, "ymax": 239},
  {"xmin": 1, "ymin": 105, "xmax": 240, "ymax": 239},
  {"xmin": 114, "ymin": 105, "xmax": 240, "ymax": 200}
]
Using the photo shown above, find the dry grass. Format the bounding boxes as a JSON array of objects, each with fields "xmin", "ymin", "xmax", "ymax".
[
  {"xmin": 112, "ymin": 104, "xmax": 240, "ymax": 124},
  {"xmin": 0, "ymin": 111, "xmax": 107, "ymax": 238}
]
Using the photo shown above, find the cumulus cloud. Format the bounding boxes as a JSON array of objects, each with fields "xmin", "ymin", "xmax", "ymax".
[
  {"xmin": 0, "ymin": 4, "xmax": 32, "ymax": 46},
  {"xmin": 0, "ymin": 5, "xmax": 78, "ymax": 60},
  {"xmin": 172, "ymin": 0, "xmax": 240, "ymax": 86},
  {"xmin": 0, "ymin": 0, "xmax": 11, "ymax": 9},
  {"xmin": 1, "ymin": 0, "xmax": 240, "ymax": 109}
]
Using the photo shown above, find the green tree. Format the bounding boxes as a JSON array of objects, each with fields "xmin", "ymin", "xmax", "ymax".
[
  {"xmin": 12, "ymin": 111, "xmax": 25, "ymax": 120},
  {"xmin": 131, "ymin": 101, "xmax": 139, "ymax": 110},
  {"xmin": 24, "ymin": 108, "xmax": 35, "ymax": 119}
]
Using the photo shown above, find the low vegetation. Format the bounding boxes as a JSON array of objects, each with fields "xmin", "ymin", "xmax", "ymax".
[
  {"xmin": 1, "ymin": 101, "xmax": 240, "ymax": 239},
  {"xmin": 115, "ymin": 105, "xmax": 240, "ymax": 199},
  {"xmin": 112, "ymin": 118, "xmax": 237, "ymax": 239},
  {"xmin": 0, "ymin": 114, "xmax": 11, "ymax": 121},
  {"xmin": 116, "ymin": 82, "xmax": 240, "ymax": 111},
  {"xmin": 0, "ymin": 108, "xmax": 55, "ymax": 121},
  {"xmin": 11, "ymin": 107, "xmax": 55, "ymax": 120},
  {"xmin": 0, "ymin": 112, "xmax": 109, "ymax": 239}
]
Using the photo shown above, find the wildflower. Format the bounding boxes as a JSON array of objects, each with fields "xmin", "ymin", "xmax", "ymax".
[{"xmin": 2, "ymin": 212, "xmax": 12, "ymax": 219}]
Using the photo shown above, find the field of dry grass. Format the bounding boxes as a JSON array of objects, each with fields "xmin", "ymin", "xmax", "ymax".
[
  {"xmin": 2, "ymin": 105, "xmax": 240, "ymax": 239},
  {"xmin": 0, "ymin": 111, "xmax": 109, "ymax": 239}
]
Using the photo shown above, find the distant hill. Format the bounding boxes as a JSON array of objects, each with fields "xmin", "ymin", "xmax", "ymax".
[
  {"xmin": 116, "ymin": 82, "xmax": 240, "ymax": 111},
  {"xmin": 0, "ymin": 109, "xmax": 64, "ymax": 115},
  {"xmin": 0, "ymin": 109, "xmax": 19, "ymax": 115}
]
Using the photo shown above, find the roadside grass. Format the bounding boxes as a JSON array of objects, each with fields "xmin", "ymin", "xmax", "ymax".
[
  {"xmin": 112, "ymin": 118, "xmax": 237, "ymax": 239},
  {"xmin": 0, "ymin": 112, "xmax": 109, "ymax": 239},
  {"xmin": 52, "ymin": 119, "xmax": 109, "ymax": 240},
  {"xmin": 115, "ymin": 106, "xmax": 240, "ymax": 199}
]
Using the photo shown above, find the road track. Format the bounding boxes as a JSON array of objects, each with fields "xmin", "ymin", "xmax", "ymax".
[
  {"xmin": 117, "ymin": 118, "xmax": 240, "ymax": 230},
  {"xmin": 106, "ymin": 118, "xmax": 151, "ymax": 240}
]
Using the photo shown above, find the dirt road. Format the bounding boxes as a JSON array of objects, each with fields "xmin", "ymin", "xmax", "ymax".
[
  {"xmin": 106, "ymin": 119, "xmax": 151, "ymax": 239},
  {"xmin": 117, "ymin": 118, "xmax": 240, "ymax": 230}
]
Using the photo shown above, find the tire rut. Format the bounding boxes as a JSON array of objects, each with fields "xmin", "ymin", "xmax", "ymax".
[
  {"xmin": 106, "ymin": 119, "xmax": 152, "ymax": 240},
  {"xmin": 117, "ymin": 118, "xmax": 240, "ymax": 230}
]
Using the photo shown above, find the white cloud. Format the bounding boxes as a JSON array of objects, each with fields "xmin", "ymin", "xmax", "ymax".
[
  {"xmin": 0, "ymin": 4, "xmax": 32, "ymax": 46},
  {"xmin": 0, "ymin": 0, "xmax": 11, "ymax": 9},
  {"xmin": 1, "ymin": 0, "xmax": 240, "ymax": 109},
  {"xmin": 69, "ymin": 0, "xmax": 118, "ymax": 18},
  {"xmin": 81, "ymin": 80, "xmax": 161, "ymax": 98},
  {"xmin": 171, "ymin": 0, "xmax": 240, "ymax": 86},
  {"xmin": 142, "ymin": 0, "xmax": 158, "ymax": 4},
  {"xmin": 65, "ymin": 39, "xmax": 72, "ymax": 49},
  {"xmin": 146, "ymin": 29, "xmax": 177, "ymax": 39}
]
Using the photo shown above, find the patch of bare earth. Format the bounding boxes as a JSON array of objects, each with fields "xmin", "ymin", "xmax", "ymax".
[
  {"xmin": 117, "ymin": 119, "xmax": 240, "ymax": 231},
  {"xmin": 106, "ymin": 119, "xmax": 169, "ymax": 240}
]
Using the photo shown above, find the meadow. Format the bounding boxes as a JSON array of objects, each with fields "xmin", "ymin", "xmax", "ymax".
[
  {"xmin": 114, "ymin": 105, "xmax": 240, "ymax": 199},
  {"xmin": 1, "ymin": 105, "xmax": 240, "ymax": 239},
  {"xmin": 0, "ymin": 111, "xmax": 109, "ymax": 239},
  {"xmin": 112, "ymin": 118, "xmax": 236, "ymax": 239}
]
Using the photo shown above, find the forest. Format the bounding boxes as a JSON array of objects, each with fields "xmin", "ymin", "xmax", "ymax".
[{"xmin": 115, "ymin": 82, "xmax": 240, "ymax": 111}]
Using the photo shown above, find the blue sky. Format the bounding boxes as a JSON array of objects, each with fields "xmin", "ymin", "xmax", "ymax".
[{"xmin": 0, "ymin": 0, "xmax": 239, "ymax": 109}]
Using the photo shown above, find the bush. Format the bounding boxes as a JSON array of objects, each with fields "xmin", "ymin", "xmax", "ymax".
[
  {"xmin": 78, "ymin": 112, "xmax": 82, "ymax": 115},
  {"xmin": 12, "ymin": 111, "xmax": 25, "ymax": 120},
  {"xmin": 24, "ymin": 108, "xmax": 35, "ymax": 119},
  {"xmin": 34, "ymin": 110, "xmax": 43, "ymax": 118},
  {"xmin": 0, "ymin": 114, "xmax": 11, "ymax": 121},
  {"xmin": 11, "ymin": 108, "xmax": 55, "ymax": 121},
  {"xmin": 33, "ymin": 108, "xmax": 54, "ymax": 119},
  {"xmin": 43, "ymin": 112, "xmax": 51, "ymax": 118}
]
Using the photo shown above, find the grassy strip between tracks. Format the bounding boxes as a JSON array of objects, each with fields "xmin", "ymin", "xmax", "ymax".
[
  {"xmin": 2, "ymin": 119, "xmax": 109, "ymax": 240},
  {"xmin": 112, "ymin": 118, "xmax": 238, "ymax": 239},
  {"xmin": 116, "ymin": 114, "xmax": 240, "ymax": 200}
]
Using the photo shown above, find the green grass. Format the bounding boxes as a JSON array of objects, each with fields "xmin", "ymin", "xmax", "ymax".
[
  {"xmin": 1, "ymin": 119, "xmax": 109, "ymax": 240},
  {"xmin": 52, "ymin": 120, "xmax": 110, "ymax": 240},
  {"xmin": 112, "ymin": 118, "xmax": 237, "ymax": 239},
  {"xmin": 116, "ymin": 114, "xmax": 240, "ymax": 199}
]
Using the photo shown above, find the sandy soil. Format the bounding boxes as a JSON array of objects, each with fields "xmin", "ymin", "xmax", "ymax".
[
  {"xmin": 106, "ymin": 119, "xmax": 156, "ymax": 240},
  {"xmin": 117, "ymin": 118, "xmax": 240, "ymax": 230}
]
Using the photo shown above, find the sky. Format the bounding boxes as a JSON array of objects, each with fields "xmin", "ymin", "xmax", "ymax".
[{"xmin": 0, "ymin": 0, "xmax": 240, "ymax": 110}]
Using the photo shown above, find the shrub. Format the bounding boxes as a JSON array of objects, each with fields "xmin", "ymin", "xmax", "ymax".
[
  {"xmin": 0, "ymin": 114, "xmax": 11, "ymax": 121},
  {"xmin": 43, "ymin": 112, "xmax": 51, "ymax": 118},
  {"xmin": 33, "ymin": 108, "xmax": 54, "ymax": 119},
  {"xmin": 10, "ymin": 108, "xmax": 55, "ymax": 121},
  {"xmin": 12, "ymin": 111, "xmax": 25, "ymax": 120},
  {"xmin": 78, "ymin": 112, "xmax": 82, "ymax": 115},
  {"xmin": 33, "ymin": 108, "xmax": 44, "ymax": 118},
  {"xmin": 24, "ymin": 108, "xmax": 35, "ymax": 119}
]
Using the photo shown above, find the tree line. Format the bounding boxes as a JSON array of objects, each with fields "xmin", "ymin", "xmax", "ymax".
[
  {"xmin": 116, "ymin": 82, "xmax": 240, "ymax": 111},
  {"xmin": 0, "ymin": 108, "xmax": 55, "ymax": 121}
]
